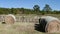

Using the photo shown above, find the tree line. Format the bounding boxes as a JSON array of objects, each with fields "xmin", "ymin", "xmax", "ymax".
[{"xmin": 0, "ymin": 4, "xmax": 60, "ymax": 15}]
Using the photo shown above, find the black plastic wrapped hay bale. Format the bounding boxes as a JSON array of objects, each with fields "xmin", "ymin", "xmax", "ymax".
[{"xmin": 39, "ymin": 16, "xmax": 60, "ymax": 33}]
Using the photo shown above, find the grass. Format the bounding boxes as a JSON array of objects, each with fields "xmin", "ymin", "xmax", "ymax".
[
  {"xmin": 0, "ymin": 14, "xmax": 60, "ymax": 34},
  {"xmin": 0, "ymin": 22, "xmax": 45, "ymax": 34},
  {"xmin": 0, "ymin": 22, "xmax": 60, "ymax": 34}
]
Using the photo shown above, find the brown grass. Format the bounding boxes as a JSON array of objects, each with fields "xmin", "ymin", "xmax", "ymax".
[{"xmin": 0, "ymin": 22, "xmax": 45, "ymax": 34}]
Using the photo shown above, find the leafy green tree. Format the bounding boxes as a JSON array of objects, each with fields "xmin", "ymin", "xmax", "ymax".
[
  {"xmin": 42, "ymin": 4, "xmax": 52, "ymax": 13},
  {"xmin": 20, "ymin": 8, "xmax": 24, "ymax": 14},
  {"xmin": 33, "ymin": 5, "xmax": 40, "ymax": 13},
  {"xmin": 10, "ymin": 8, "xmax": 14, "ymax": 14}
]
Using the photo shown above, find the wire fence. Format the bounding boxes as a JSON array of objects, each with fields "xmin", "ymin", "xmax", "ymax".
[
  {"xmin": 0, "ymin": 15, "xmax": 40, "ymax": 23},
  {"xmin": 0, "ymin": 14, "xmax": 60, "ymax": 23},
  {"xmin": 16, "ymin": 16, "xmax": 40, "ymax": 23}
]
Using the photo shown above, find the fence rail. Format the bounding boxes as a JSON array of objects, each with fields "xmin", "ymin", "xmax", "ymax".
[
  {"xmin": 0, "ymin": 14, "xmax": 60, "ymax": 23},
  {"xmin": 0, "ymin": 15, "xmax": 40, "ymax": 23}
]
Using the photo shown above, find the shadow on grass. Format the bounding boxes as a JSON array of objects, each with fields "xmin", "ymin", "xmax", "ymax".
[
  {"xmin": 34, "ymin": 18, "xmax": 47, "ymax": 33},
  {"xmin": 2, "ymin": 22, "xmax": 6, "ymax": 24},
  {"xmin": 35, "ymin": 24, "xmax": 45, "ymax": 33}
]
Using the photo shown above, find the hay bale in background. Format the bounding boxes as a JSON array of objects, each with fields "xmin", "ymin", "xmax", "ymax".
[
  {"xmin": 5, "ymin": 14, "xmax": 16, "ymax": 24},
  {"xmin": 39, "ymin": 16, "xmax": 60, "ymax": 33},
  {"xmin": 45, "ymin": 20, "xmax": 60, "ymax": 33}
]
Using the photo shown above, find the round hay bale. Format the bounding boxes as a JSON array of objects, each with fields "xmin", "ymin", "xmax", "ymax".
[
  {"xmin": 39, "ymin": 16, "xmax": 60, "ymax": 33},
  {"xmin": 5, "ymin": 14, "xmax": 16, "ymax": 24}
]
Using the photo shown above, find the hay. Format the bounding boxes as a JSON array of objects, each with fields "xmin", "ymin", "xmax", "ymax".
[
  {"xmin": 39, "ymin": 16, "xmax": 60, "ymax": 33},
  {"xmin": 5, "ymin": 14, "xmax": 16, "ymax": 24}
]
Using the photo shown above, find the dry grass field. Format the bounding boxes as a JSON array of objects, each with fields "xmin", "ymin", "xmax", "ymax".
[
  {"xmin": 0, "ymin": 14, "xmax": 60, "ymax": 34},
  {"xmin": 0, "ymin": 22, "xmax": 46, "ymax": 34},
  {"xmin": 0, "ymin": 22, "xmax": 59, "ymax": 34}
]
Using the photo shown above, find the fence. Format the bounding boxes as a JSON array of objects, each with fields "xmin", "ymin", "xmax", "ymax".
[
  {"xmin": 0, "ymin": 14, "xmax": 60, "ymax": 23},
  {"xmin": 0, "ymin": 15, "xmax": 40, "ymax": 23}
]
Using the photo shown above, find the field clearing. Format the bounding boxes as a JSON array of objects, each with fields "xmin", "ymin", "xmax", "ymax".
[
  {"xmin": 0, "ymin": 22, "xmax": 45, "ymax": 34},
  {"xmin": 0, "ymin": 14, "xmax": 60, "ymax": 34},
  {"xmin": 0, "ymin": 22, "xmax": 59, "ymax": 34}
]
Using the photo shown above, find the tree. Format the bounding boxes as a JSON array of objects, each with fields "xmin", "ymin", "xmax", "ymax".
[
  {"xmin": 20, "ymin": 8, "xmax": 24, "ymax": 14},
  {"xmin": 10, "ymin": 8, "xmax": 14, "ymax": 14},
  {"xmin": 33, "ymin": 5, "xmax": 40, "ymax": 13},
  {"xmin": 42, "ymin": 4, "xmax": 52, "ymax": 13}
]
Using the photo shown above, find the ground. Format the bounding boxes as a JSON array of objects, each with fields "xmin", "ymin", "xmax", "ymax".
[
  {"xmin": 0, "ymin": 22, "xmax": 45, "ymax": 34},
  {"xmin": 0, "ymin": 14, "xmax": 60, "ymax": 34}
]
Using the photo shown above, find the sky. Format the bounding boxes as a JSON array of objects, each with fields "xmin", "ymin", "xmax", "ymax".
[{"xmin": 0, "ymin": 0, "xmax": 60, "ymax": 10}]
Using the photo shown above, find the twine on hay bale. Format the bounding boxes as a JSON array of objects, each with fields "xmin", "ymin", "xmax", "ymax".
[
  {"xmin": 39, "ymin": 16, "xmax": 60, "ymax": 33},
  {"xmin": 5, "ymin": 14, "xmax": 16, "ymax": 24}
]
